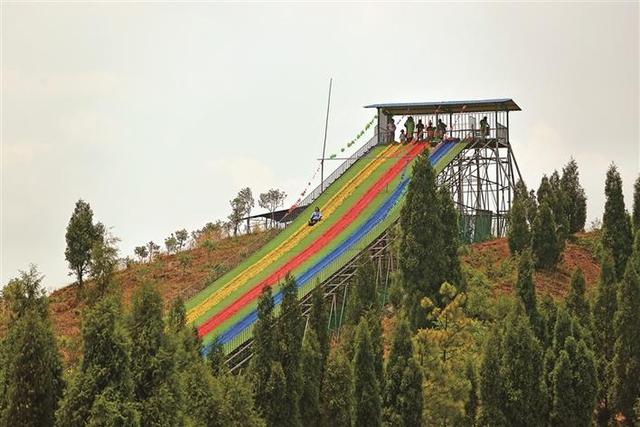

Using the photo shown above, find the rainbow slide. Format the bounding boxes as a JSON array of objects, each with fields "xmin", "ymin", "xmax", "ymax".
[{"xmin": 185, "ymin": 138, "xmax": 467, "ymax": 354}]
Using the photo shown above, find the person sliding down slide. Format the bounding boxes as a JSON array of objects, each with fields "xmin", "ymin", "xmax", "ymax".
[{"xmin": 308, "ymin": 207, "xmax": 322, "ymax": 226}]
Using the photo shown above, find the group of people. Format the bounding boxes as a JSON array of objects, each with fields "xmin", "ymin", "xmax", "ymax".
[
  {"xmin": 386, "ymin": 115, "xmax": 491, "ymax": 143},
  {"xmin": 386, "ymin": 116, "xmax": 448, "ymax": 144}
]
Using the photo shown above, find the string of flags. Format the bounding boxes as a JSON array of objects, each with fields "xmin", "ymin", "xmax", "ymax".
[{"xmin": 327, "ymin": 115, "xmax": 377, "ymax": 159}]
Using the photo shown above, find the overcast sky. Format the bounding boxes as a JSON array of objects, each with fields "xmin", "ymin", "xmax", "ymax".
[{"xmin": 2, "ymin": 2, "xmax": 638, "ymax": 291}]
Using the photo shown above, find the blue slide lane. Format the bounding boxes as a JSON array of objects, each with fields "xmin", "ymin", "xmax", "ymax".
[{"xmin": 203, "ymin": 141, "xmax": 456, "ymax": 354}]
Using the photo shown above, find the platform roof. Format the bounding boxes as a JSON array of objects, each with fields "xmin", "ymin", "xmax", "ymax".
[{"xmin": 364, "ymin": 98, "xmax": 521, "ymax": 115}]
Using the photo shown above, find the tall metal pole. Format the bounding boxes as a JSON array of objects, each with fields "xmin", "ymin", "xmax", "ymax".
[{"xmin": 320, "ymin": 78, "xmax": 332, "ymax": 193}]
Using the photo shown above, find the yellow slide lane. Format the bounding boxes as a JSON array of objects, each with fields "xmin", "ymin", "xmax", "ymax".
[{"xmin": 186, "ymin": 143, "xmax": 404, "ymax": 324}]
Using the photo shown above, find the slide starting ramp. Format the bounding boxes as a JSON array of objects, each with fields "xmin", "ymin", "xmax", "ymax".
[{"xmin": 185, "ymin": 138, "xmax": 468, "ymax": 356}]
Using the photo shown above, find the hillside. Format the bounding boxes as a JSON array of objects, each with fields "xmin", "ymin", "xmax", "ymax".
[{"xmin": 47, "ymin": 229, "xmax": 601, "ymax": 367}]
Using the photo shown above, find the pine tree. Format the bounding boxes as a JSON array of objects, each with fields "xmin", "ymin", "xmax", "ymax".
[
  {"xmin": 515, "ymin": 250, "xmax": 543, "ymax": 339},
  {"xmin": 532, "ymin": 201, "xmax": 562, "ymax": 269},
  {"xmin": 216, "ymin": 372, "xmax": 266, "ymax": 427},
  {"xmin": 207, "ymin": 336, "xmax": 226, "ymax": 377},
  {"xmin": 612, "ymin": 235, "xmax": 640, "ymax": 422},
  {"xmin": 602, "ymin": 164, "xmax": 633, "ymax": 281},
  {"xmin": 300, "ymin": 329, "xmax": 322, "ymax": 427},
  {"xmin": 549, "ymin": 170, "xmax": 570, "ymax": 242},
  {"xmin": 264, "ymin": 362, "xmax": 288, "ymax": 427},
  {"xmin": 127, "ymin": 283, "xmax": 183, "ymax": 426},
  {"xmin": 399, "ymin": 151, "xmax": 447, "ymax": 328},
  {"xmin": 508, "ymin": 192, "xmax": 531, "ymax": 255},
  {"xmin": 56, "ymin": 297, "xmax": 139, "ymax": 426},
  {"xmin": 346, "ymin": 256, "xmax": 378, "ymax": 324},
  {"xmin": 252, "ymin": 286, "xmax": 277, "ymax": 415},
  {"xmin": 593, "ymin": 251, "xmax": 618, "ymax": 425},
  {"xmin": 439, "ymin": 186, "xmax": 463, "ymax": 289},
  {"xmin": 383, "ymin": 316, "xmax": 423, "ymax": 427},
  {"xmin": 308, "ymin": 285, "xmax": 329, "ymax": 364},
  {"xmin": 464, "ymin": 362, "xmax": 478, "ymax": 427},
  {"xmin": 352, "ymin": 318, "xmax": 381, "ymax": 427},
  {"xmin": 500, "ymin": 309, "xmax": 547, "ymax": 427},
  {"xmin": 366, "ymin": 311, "xmax": 384, "ymax": 389},
  {"xmin": 566, "ymin": 268, "xmax": 590, "ymax": 328},
  {"xmin": 550, "ymin": 336, "xmax": 598, "ymax": 427},
  {"xmin": 65, "ymin": 199, "xmax": 100, "ymax": 297},
  {"xmin": 561, "ymin": 158, "xmax": 587, "ymax": 233},
  {"xmin": 537, "ymin": 175, "xmax": 553, "ymax": 206},
  {"xmin": 320, "ymin": 349, "xmax": 352, "ymax": 427},
  {"xmin": 276, "ymin": 275, "xmax": 304, "ymax": 427},
  {"xmin": 1, "ymin": 310, "xmax": 63, "ymax": 426},
  {"xmin": 633, "ymin": 175, "xmax": 640, "ymax": 233},
  {"xmin": 540, "ymin": 295, "xmax": 558, "ymax": 349},
  {"xmin": 477, "ymin": 328, "xmax": 507, "ymax": 427}
]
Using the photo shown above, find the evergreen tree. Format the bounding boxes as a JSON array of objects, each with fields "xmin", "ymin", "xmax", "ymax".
[
  {"xmin": 612, "ymin": 235, "xmax": 640, "ymax": 423},
  {"xmin": 500, "ymin": 309, "xmax": 547, "ymax": 427},
  {"xmin": 346, "ymin": 256, "xmax": 378, "ymax": 323},
  {"xmin": 65, "ymin": 199, "xmax": 100, "ymax": 296},
  {"xmin": 593, "ymin": 252, "xmax": 618, "ymax": 425},
  {"xmin": 352, "ymin": 318, "xmax": 381, "ymax": 427},
  {"xmin": 308, "ymin": 285, "xmax": 329, "ymax": 364},
  {"xmin": 508, "ymin": 191, "xmax": 531, "ymax": 255},
  {"xmin": 320, "ymin": 349, "xmax": 352, "ymax": 427},
  {"xmin": 207, "ymin": 336, "xmax": 226, "ymax": 377},
  {"xmin": 398, "ymin": 151, "xmax": 447, "ymax": 328},
  {"xmin": 561, "ymin": 158, "xmax": 587, "ymax": 233},
  {"xmin": 215, "ymin": 372, "xmax": 266, "ymax": 427},
  {"xmin": 264, "ymin": 362, "xmax": 288, "ymax": 427},
  {"xmin": 549, "ymin": 170, "xmax": 570, "ymax": 241},
  {"xmin": 276, "ymin": 275, "xmax": 304, "ymax": 427},
  {"xmin": 366, "ymin": 311, "xmax": 384, "ymax": 389},
  {"xmin": 127, "ymin": 283, "xmax": 183, "ymax": 426},
  {"xmin": 252, "ymin": 286, "xmax": 277, "ymax": 415},
  {"xmin": 515, "ymin": 250, "xmax": 543, "ymax": 339},
  {"xmin": 532, "ymin": 201, "xmax": 562, "ymax": 269},
  {"xmin": 550, "ymin": 337, "xmax": 598, "ymax": 427},
  {"xmin": 633, "ymin": 175, "xmax": 640, "ymax": 233},
  {"xmin": 383, "ymin": 316, "xmax": 423, "ymax": 427},
  {"xmin": 56, "ymin": 297, "xmax": 139, "ymax": 426},
  {"xmin": 300, "ymin": 329, "xmax": 322, "ymax": 427},
  {"xmin": 537, "ymin": 175, "xmax": 553, "ymax": 206},
  {"xmin": 553, "ymin": 307, "xmax": 574, "ymax": 353},
  {"xmin": 477, "ymin": 328, "xmax": 507, "ymax": 427},
  {"xmin": 438, "ymin": 186, "xmax": 463, "ymax": 289},
  {"xmin": 464, "ymin": 361, "xmax": 479, "ymax": 427},
  {"xmin": 1, "ymin": 310, "xmax": 63, "ymax": 426},
  {"xmin": 515, "ymin": 180, "xmax": 538, "ymax": 225},
  {"xmin": 540, "ymin": 295, "xmax": 558, "ymax": 349},
  {"xmin": 601, "ymin": 164, "xmax": 633, "ymax": 281},
  {"xmin": 566, "ymin": 268, "xmax": 590, "ymax": 328}
]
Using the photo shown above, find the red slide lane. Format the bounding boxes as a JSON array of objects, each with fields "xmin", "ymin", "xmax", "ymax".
[{"xmin": 197, "ymin": 143, "xmax": 426, "ymax": 338}]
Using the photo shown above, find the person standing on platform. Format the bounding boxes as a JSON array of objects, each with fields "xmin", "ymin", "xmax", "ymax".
[
  {"xmin": 480, "ymin": 116, "xmax": 490, "ymax": 138},
  {"xmin": 387, "ymin": 119, "xmax": 396, "ymax": 143},
  {"xmin": 405, "ymin": 116, "xmax": 415, "ymax": 141},
  {"xmin": 416, "ymin": 119, "xmax": 425, "ymax": 141},
  {"xmin": 437, "ymin": 118, "xmax": 447, "ymax": 138},
  {"xmin": 426, "ymin": 120, "xmax": 435, "ymax": 140}
]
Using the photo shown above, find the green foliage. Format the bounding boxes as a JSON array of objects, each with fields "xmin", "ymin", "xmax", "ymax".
[
  {"xmin": 347, "ymin": 256, "xmax": 379, "ymax": 324},
  {"xmin": 593, "ymin": 251, "xmax": 618, "ymax": 424},
  {"xmin": 65, "ymin": 199, "xmax": 100, "ymax": 294},
  {"xmin": 399, "ymin": 151, "xmax": 461, "ymax": 328},
  {"xmin": 127, "ymin": 283, "xmax": 183, "ymax": 426},
  {"xmin": 300, "ymin": 329, "xmax": 322, "ymax": 427},
  {"xmin": 164, "ymin": 234, "xmax": 178, "ymax": 253},
  {"xmin": 320, "ymin": 349, "xmax": 352, "ymax": 427},
  {"xmin": 601, "ymin": 164, "xmax": 633, "ymax": 281},
  {"xmin": 477, "ymin": 328, "xmax": 508, "ymax": 427},
  {"xmin": 215, "ymin": 372, "xmax": 265, "ymax": 427},
  {"xmin": 259, "ymin": 189, "xmax": 287, "ymax": 228},
  {"xmin": 550, "ymin": 337, "xmax": 598, "ymax": 427},
  {"xmin": 633, "ymin": 175, "xmax": 640, "ymax": 233},
  {"xmin": 612, "ymin": 235, "xmax": 640, "ymax": 422},
  {"xmin": 532, "ymin": 201, "xmax": 562, "ymax": 269},
  {"xmin": 276, "ymin": 275, "xmax": 304, "ymax": 427},
  {"xmin": 464, "ymin": 361, "xmax": 479, "ymax": 427},
  {"xmin": 134, "ymin": 245, "xmax": 148, "ymax": 262},
  {"xmin": 561, "ymin": 158, "xmax": 587, "ymax": 233},
  {"xmin": 308, "ymin": 285, "xmax": 329, "ymax": 364},
  {"xmin": 56, "ymin": 297, "xmax": 139, "ymax": 426},
  {"xmin": 549, "ymin": 170, "xmax": 571, "ymax": 241},
  {"xmin": 383, "ymin": 316, "xmax": 423, "ymax": 427},
  {"xmin": 251, "ymin": 286, "xmax": 277, "ymax": 415},
  {"xmin": 264, "ymin": 362, "xmax": 288, "ymax": 427},
  {"xmin": 439, "ymin": 186, "xmax": 463, "ymax": 290},
  {"xmin": 206, "ymin": 337, "xmax": 226, "ymax": 377},
  {"xmin": 0, "ymin": 289, "xmax": 63, "ymax": 427},
  {"xmin": 508, "ymin": 189, "xmax": 531, "ymax": 255},
  {"xmin": 415, "ymin": 283, "xmax": 475, "ymax": 426},
  {"xmin": 174, "ymin": 229, "xmax": 189, "ymax": 251},
  {"xmin": 88, "ymin": 224, "xmax": 119, "ymax": 299},
  {"xmin": 566, "ymin": 268, "xmax": 590, "ymax": 329},
  {"xmin": 500, "ymin": 308, "xmax": 547, "ymax": 427},
  {"xmin": 177, "ymin": 252, "xmax": 193, "ymax": 276},
  {"xmin": 515, "ymin": 250, "xmax": 543, "ymax": 339},
  {"xmin": 352, "ymin": 318, "xmax": 381, "ymax": 427}
]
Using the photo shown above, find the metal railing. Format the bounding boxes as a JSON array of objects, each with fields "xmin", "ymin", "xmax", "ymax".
[{"xmin": 298, "ymin": 133, "xmax": 379, "ymax": 208}]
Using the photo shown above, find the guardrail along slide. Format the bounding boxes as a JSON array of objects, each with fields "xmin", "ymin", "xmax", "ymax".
[{"xmin": 185, "ymin": 138, "xmax": 468, "ymax": 354}]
